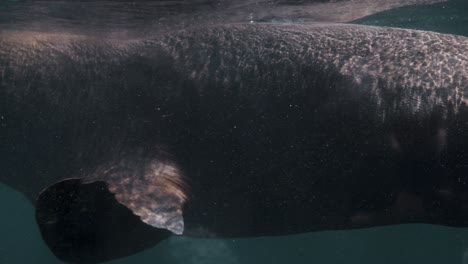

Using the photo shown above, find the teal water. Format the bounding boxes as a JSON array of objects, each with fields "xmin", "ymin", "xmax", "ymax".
[
  {"xmin": 354, "ymin": 0, "xmax": 468, "ymax": 36},
  {"xmin": 2, "ymin": 183, "xmax": 468, "ymax": 264}
]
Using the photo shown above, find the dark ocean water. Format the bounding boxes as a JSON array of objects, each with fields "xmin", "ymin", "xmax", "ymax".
[{"xmin": 1, "ymin": 1, "xmax": 468, "ymax": 264}]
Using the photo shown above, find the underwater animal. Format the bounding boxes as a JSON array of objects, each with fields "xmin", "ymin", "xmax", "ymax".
[{"xmin": 0, "ymin": 0, "xmax": 466, "ymax": 263}]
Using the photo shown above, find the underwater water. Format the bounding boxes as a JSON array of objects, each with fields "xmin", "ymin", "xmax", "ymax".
[
  {"xmin": 1, "ymin": 1, "xmax": 468, "ymax": 264},
  {"xmin": 354, "ymin": 0, "xmax": 468, "ymax": 36}
]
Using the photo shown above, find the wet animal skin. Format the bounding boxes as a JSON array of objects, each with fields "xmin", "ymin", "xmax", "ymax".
[{"xmin": 1, "ymin": 1, "xmax": 467, "ymax": 263}]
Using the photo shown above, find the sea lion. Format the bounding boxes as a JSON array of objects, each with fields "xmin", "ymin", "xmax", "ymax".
[
  {"xmin": 1, "ymin": 22, "xmax": 467, "ymax": 263},
  {"xmin": 1, "ymin": 1, "xmax": 467, "ymax": 263}
]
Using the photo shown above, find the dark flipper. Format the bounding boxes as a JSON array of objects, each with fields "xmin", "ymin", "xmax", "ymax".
[
  {"xmin": 35, "ymin": 154, "xmax": 188, "ymax": 263},
  {"xmin": 35, "ymin": 179, "xmax": 170, "ymax": 263}
]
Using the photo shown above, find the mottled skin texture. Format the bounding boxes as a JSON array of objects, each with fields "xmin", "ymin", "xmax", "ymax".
[
  {"xmin": 1, "ymin": 22, "xmax": 468, "ymax": 261},
  {"xmin": 157, "ymin": 23, "xmax": 468, "ymax": 235}
]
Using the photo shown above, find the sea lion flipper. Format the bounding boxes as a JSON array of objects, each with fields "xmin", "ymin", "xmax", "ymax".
[
  {"xmin": 35, "ymin": 179, "xmax": 171, "ymax": 263},
  {"xmin": 90, "ymin": 156, "xmax": 188, "ymax": 235},
  {"xmin": 34, "ymin": 154, "xmax": 188, "ymax": 263}
]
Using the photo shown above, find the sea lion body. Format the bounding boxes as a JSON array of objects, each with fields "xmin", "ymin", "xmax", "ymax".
[{"xmin": 1, "ymin": 22, "xmax": 467, "ymax": 262}]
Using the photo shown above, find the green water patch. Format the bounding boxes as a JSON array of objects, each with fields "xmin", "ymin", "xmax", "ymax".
[{"xmin": 353, "ymin": 0, "xmax": 468, "ymax": 36}]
